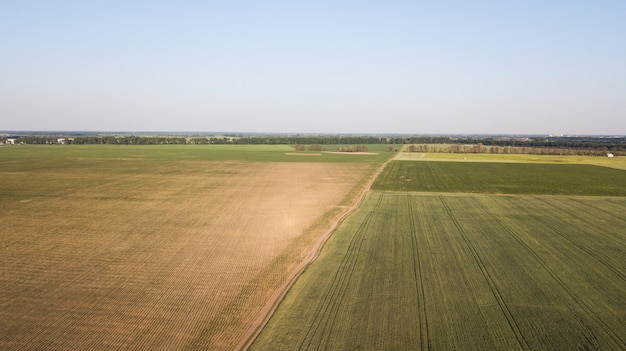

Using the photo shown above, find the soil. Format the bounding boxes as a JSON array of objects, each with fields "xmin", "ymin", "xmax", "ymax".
[{"xmin": 0, "ymin": 160, "xmax": 374, "ymax": 350}]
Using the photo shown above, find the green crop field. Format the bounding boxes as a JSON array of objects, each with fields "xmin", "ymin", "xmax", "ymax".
[
  {"xmin": 252, "ymin": 192, "xmax": 626, "ymax": 350},
  {"xmin": 0, "ymin": 144, "xmax": 392, "ymax": 163},
  {"xmin": 373, "ymin": 161, "xmax": 626, "ymax": 196},
  {"xmin": 252, "ymin": 158, "xmax": 626, "ymax": 350},
  {"xmin": 395, "ymin": 150, "xmax": 626, "ymax": 170}
]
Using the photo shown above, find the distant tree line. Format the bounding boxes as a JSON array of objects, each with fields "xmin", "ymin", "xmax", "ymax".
[
  {"xmin": 70, "ymin": 136, "xmax": 190, "ymax": 145},
  {"xmin": 2, "ymin": 134, "xmax": 624, "ymax": 155},
  {"xmin": 407, "ymin": 143, "xmax": 625, "ymax": 156},
  {"xmin": 336, "ymin": 145, "xmax": 369, "ymax": 152}
]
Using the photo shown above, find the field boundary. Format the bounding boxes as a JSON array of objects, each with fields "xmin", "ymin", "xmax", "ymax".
[
  {"xmin": 236, "ymin": 154, "xmax": 396, "ymax": 350},
  {"xmin": 298, "ymin": 194, "xmax": 383, "ymax": 349}
]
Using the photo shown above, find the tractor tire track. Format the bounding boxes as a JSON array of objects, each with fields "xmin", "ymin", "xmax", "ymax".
[
  {"xmin": 527, "ymin": 196, "xmax": 625, "ymax": 281},
  {"xmin": 298, "ymin": 194, "xmax": 383, "ymax": 351},
  {"xmin": 407, "ymin": 195, "xmax": 430, "ymax": 351},
  {"xmin": 568, "ymin": 197, "xmax": 626, "ymax": 227},
  {"xmin": 238, "ymin": 156, "xmax": 395, "ymax": 351},
  {"xmin": 439, "ymin": 196, "xmax": 530, "ymax": 351},
  {"xmin": 472, "ymin": 196, "xmax": 625, "ymax": 349}
]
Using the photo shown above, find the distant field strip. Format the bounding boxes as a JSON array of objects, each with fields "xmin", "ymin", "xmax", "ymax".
[
  {"xmin": 373, "ymin": 161, "xmax": 626, "ymax": 195},
  {"xmin": 252, "ymin": 192, "xmax": 626, "ymax": 350}
]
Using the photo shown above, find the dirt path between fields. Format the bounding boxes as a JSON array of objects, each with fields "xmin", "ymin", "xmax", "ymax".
[{"xmin": 236, "ymin": 154, "xmax": 397, "ymax": 350}]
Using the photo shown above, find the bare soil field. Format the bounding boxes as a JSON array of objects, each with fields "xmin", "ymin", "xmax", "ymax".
[{"xmin": 0, "ymin": 157, "xmax": 375, "ymax": 350}]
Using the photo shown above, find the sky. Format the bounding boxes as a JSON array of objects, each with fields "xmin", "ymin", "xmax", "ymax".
[{"xmin": 1, "ymin": 1, "xmax": 625, "ymax": 135}]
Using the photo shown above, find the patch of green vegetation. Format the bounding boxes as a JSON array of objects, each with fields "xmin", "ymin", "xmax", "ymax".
[
  {"xmin": 0, "ymin": 144, "xmax": 393, "ymax": 204},
  {"xmin": 420, "ymin": 151, "xmax": 626, "ymax": 167},
  {"xmin": 252, "ymin": 192, "xmax": 626, "ymax": 350},
  {"xmin": 373, "ymin": 161, "xmax": 626, "ymax": 196},
  {"xmin": 0, "ymin": 144, "xmax": 394, "ymax": 163}
]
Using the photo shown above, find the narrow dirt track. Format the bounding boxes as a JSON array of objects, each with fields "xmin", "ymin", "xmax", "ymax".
[{"xmin": 236, "ymin": 154, "xmax": 397, "ymax": 350}]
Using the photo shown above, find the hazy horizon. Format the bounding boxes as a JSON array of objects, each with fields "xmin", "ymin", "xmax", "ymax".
[
  {"xmin": 2, "ymin": 130, "xmax": 626, "ymax": 138},
  {"xmin": 2, "ymin": 1, "xmax": 625, "ymax": 135}
]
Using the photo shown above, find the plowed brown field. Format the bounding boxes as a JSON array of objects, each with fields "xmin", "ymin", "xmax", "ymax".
[{"xmin": 1, "ymin": 159, "xmax": 375, "ymax": 350}]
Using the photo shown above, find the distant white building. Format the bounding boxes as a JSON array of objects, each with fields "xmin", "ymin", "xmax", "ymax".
[
  {"xmin": 6, "ymin": 138, "xmax": 16, "ymax": 145},
  {"xmin": 607, "ymin": 152, "xmax": 614, "ymax": 158},
  {"xmin": 57, "ymin": 138, "xmax": 65, "ymax": 144}
]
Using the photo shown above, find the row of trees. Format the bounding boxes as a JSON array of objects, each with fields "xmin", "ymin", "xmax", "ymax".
[
  {"xmin": 3, "ymin": 134, "xmax": 624, "ymax": 155},
  {"xmin": 294, "ymin": 144, "xmax": 327, "ymax": 151},
  {"xmin": 0, "ymin": 135, "xmax": 388, "ymax": 145},
  {"xmin": 336, "ymin": 145, "xmax": 369, "ymax": 152},
  {"xmin": 407, "ymin": 144, "xmax": 623, "ymax": 156}
]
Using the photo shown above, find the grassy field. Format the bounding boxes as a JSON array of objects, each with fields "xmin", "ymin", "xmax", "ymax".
[
  {"xmin": 395, "ymin": 149, "xmax": 626, "ymax": 170},
  {"xmin": 0, "ymin": 145, "xmax": 391, "ymax": 350},
  {"xmin": 252, "ymin": 193, "xmax": 626, "ymax": 350},
  {"xmin": 0, "ymin": 144, "xmax": 393, "ymax": 163},
  {"xmin": 373, "ymin": 161, "xmax": 626, "ymax": 196},
  {"xmin": 252, "ymin": 158, "xmax": 626, "ymax": 350}
]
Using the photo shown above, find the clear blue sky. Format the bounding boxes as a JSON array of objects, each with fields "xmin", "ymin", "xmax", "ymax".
[{"xmin": 2, "ymin": 1, "xmax": 625, "ymax": 134}]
